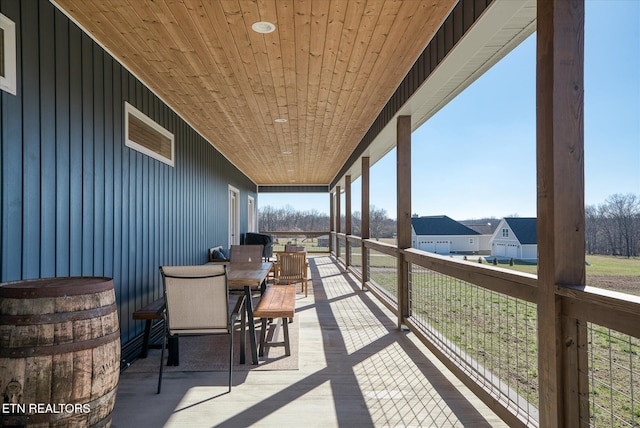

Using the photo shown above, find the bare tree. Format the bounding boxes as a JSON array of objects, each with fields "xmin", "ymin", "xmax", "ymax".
[
  {"xmin": 601, "ymin": 194, "xmax": 640, "ymax": 257},
  {"xmin": 585, "ymin": 193, "xmax": 640, "ymax": 257},
  {"xmin": 352, "ymin": 211, "xmax": 362, "ymax": 236},
  {"xmin": 585, "ymin": 204, "xmax": 600, "ymax": 254},
  {"xmin": 370, "ymin": 206, "xmax": 392, "ymax": 240}
]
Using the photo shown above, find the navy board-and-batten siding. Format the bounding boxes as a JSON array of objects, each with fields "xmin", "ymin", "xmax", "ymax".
[{"xmin": 0, "ymin": 0, "xmax": 256, "ymax": 347}]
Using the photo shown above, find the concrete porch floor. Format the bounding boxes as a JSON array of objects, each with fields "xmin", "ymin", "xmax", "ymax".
[{"xmin": 112, "ymin": 255, "xmax": 508, "ymax": 427}]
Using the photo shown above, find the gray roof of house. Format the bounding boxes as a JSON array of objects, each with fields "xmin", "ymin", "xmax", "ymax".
[
  {"xmin": 461, "ymin": 220, "xmax": 498, "ymax": 235},
  {"xmin": 504, "ymin": 217, "xmax": 537, "ymax": 245},
  {"xmin": 412, "ymin": 216, "xmax": 480, "ymax": 236}
]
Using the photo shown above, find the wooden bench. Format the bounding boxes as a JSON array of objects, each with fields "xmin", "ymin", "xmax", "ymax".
[
  {"xmin": 132, "ymin": 298, "xmax": 165, "ymax": 359},
  {"xmin": 253, "ymin": 285, "xmax": 296, "ymax": 357},
  {"xmin": 132, "ymin": 297, "xmax": 178, "ymax": 366},
  {"xmin": 133, "ymin": 293, "xmax": 246, "ymax": 366}
]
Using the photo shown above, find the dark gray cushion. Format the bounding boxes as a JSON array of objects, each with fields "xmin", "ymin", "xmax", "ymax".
[{"xmin": 213, "ymin": 249, "xmax": 226, "ymax": 260}]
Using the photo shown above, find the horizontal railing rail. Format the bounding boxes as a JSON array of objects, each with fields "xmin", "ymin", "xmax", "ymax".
[
  {"xmin": 260, "ymin": 231, "xmax": 330, "ymax": 253},
  {"xmin": 404, "ymin": 249, "xmax": 538, "ymax": 303},
  {"xmin": 261, "ymin": 231, "xmax": 329, "ymax": 238},
  {"xmin": 556, "ymin": 285, "xmax": 640, "ymax": 339},
  {"xmin": 346, "ymin": 235, "xmax": 361, "ymax": 244},
  {"xmin": 364, "ymin": 238, "xmax": 399, "ymax": 257}
]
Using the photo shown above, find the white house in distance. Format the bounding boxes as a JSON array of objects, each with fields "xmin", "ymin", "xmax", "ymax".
[
  {"xmin": 411, "ymin": 215, "xmax": 487, "ymax": 255},
  {"xmin": 490, "ymin": 217, "xmax": 538, "ymax": 261}
]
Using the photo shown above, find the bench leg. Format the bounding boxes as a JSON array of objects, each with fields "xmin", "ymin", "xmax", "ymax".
[
  {"xmin": 245, "ymin": 286, "xmax": 259, "ymax": 365},
  {"xmin": 283, "ymin": 318, "xmax": 291, "ymax": 356},
  {"xmin": 140, "ymin": 320, "xmax": 152, "ymax": 358},
  {"xmin": 258, "ymin": 318, "xmax": 268, "ymax": 357},
  {"xmin": 240, "ymin": 304, "xmax": 246, "ymax": 364}
]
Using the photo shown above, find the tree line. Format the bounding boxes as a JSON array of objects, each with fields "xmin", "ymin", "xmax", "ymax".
[
  {"xmin": 586, "ymin": 193, "xmax": 640, "ymax": 257},
  {"xmin": 259, "ymin": 193, "xmax": 640, "ymax": 257},
  {"xmin": 258, "ymin": 205, "xmax": 330, "ymax": 233},
  {"xmin": 258, "ymin": 204, "xmax": 396, "ymax": 239}
]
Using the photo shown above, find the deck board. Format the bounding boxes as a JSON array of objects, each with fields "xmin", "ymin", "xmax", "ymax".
[{"xmin": 112, "ymin": 256, "xmax": 508, "ymax": 427}]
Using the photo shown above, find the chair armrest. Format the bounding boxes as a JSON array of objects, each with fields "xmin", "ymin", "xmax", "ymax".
[{"xmin": 230, "ymin": 295, "xmax": 245, "ymax": 325}]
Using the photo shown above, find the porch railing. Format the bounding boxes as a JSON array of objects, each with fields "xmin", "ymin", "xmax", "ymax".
[
  {"xmin": 260, "ymin": 231, "xmax": 330, "ymax": 253},
  {"xmin": 331, "ymin": 232, "xmax": 640, "ymax": 427}
]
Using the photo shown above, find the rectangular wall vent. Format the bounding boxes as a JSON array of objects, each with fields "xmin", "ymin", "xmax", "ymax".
[{"xmin": 125, "ymin": 102, "xmax": 174, "ymax": 166}]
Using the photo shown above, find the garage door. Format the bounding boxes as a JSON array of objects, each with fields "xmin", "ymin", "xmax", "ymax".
[
  {"xmin": 435, "ymin": 240, "xmax": 450, "ymax": 254},
  {"xmin": 420, "ymin": 241, "xmax": 436, "ymax": 253}
]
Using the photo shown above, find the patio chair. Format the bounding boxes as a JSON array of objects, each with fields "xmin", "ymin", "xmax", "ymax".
[
  {"xmin": 158, "ymin": 264, "xmax": 242, "ymax": 394},
  {"xmin": 275, "ymin": 251, "xmax": 309, "ymax": 297},
  {"xmin": 284, "ymin": 244, "xmax": 305, "ymax": 252}
]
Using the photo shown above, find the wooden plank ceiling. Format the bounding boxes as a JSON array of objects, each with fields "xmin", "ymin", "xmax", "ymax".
[{"xmin": 54, "ymin": 0, "xmax": 456, "ymax": 186}]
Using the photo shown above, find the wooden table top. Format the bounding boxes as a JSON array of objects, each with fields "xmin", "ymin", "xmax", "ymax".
[{"xmin": 226, "ymin": 262, "xmax": 272, "ymax": 288}]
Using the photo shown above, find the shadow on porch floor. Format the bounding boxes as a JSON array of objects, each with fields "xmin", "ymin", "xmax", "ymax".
[{"xmin": 112, "ymin": 256, "xmax": 507, "ymax": 427}]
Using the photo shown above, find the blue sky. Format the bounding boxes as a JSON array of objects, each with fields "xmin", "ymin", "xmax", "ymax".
[{"xmin": 260, "ymin": 0, "xmax": 639, "ymax": 221}]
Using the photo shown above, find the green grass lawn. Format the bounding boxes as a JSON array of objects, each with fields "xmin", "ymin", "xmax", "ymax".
[
  {"xmin": 585, "ymin": 255, "xmax": 640, "ymax": 276},
  {"xmin": 503, "ymin": 255, "xmax": 640, "ymax": 296},
  {"xmin": 503, "ymin": 254, "xmax": 640, "ymax": 276}
]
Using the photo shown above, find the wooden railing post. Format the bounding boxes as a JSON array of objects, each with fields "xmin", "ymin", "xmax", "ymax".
[
  {"xmin": 330, "ymin": 191, "xmax": 335, "ymax": 256},
  {"xmin": 361, "ymin": 157, "xmax": 370, "ymax": 289},
  {"xmin": 536, "ymin": 0, "xmax": 586, "ymax": 425},
  {"xmin": 336, "ymin": 185, "xmax": 341, "ymax": 260},
  {"xmin": 345, "ymin": 175, "xmax": 351, "ymax": 267},
  {"xmin": 397, "ymin": 116, "xmax": 411, "ymax": 329}
]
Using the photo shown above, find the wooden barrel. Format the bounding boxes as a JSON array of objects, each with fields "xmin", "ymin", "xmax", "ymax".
[{"xmin": 0, "ymin": 277, "xmax": 120, "ymax": 427}]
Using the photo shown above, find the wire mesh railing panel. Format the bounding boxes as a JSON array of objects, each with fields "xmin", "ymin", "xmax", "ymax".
[
  {"xmin": 409, "ymin": 263, "xmax": 539, "ymax": 425},
  {"xmin": 349, "ymin": 240, "xmax": 362, "ymax": 274},
  {"xmin": 367, "ymin": 249, "xmax": 398, "ymax": 302},
  {"xmin": 581, "ymin": 322, "xmax": 640, "ymax": 427},
  {"xmin": 338, "ymin": 236, "xmax": 347, "ymax": 265}
]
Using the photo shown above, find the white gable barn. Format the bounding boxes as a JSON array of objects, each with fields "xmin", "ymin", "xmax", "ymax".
[{"xmin": 490, "ymin": 217, "xmax": 538, "ymax": 261}]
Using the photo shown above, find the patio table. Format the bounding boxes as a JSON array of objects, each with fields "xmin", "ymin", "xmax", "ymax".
[{"xmin": 225, "ymin": 262, "xmax": 273, "ymax": 364}]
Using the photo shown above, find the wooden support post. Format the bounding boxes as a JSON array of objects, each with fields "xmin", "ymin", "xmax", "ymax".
[
  {"xmin": 345, "ymin": 175, "xmax": 352, "ymax": 267},
  {"xmin": 361, "ymin": 157, "xmax": 370, "ymax": 289},
  {"xmin": 330, "ymin": 191, "xmax": 335, "ymax": 255},
  {"xmin": 536, "ymin": 0, "xmax": 586, "ymax": 425},
  {"xmin": 336, "ymin": 185, "xmax": 341, "ymax": 260},
  {"xmin": 397, "ymin": 116, "xmax": 411, "ymax": 329}
]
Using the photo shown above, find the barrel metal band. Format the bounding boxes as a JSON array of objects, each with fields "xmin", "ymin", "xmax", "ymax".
[
  {"xmin": 0, "ymin": 277, "xmax": 114, "ymax": 298},
  {"xmin": 0, "ymin": 303, "xmax": 117, "ymax": 325},
  {"xmin": 0, "ymin": 330, "xmax": 120, "ymax": 358}
]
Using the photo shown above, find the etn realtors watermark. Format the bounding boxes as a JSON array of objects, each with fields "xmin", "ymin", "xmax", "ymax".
[{"xmin": 1, "ymin": 403, "xmax": 91, "ymax": 415}]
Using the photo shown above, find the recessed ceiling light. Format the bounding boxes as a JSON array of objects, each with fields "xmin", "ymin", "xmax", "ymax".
[
  {"xmin": 252, "ymin": 21, "xmax": 276, "ymax": 34},
  {"xmin": 274, "ymin": 118, "xmax": 287, "ymax": 123},
  {"xmin": 282, "ymin": 151, "xmax": 292, "ymax": 155}
]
